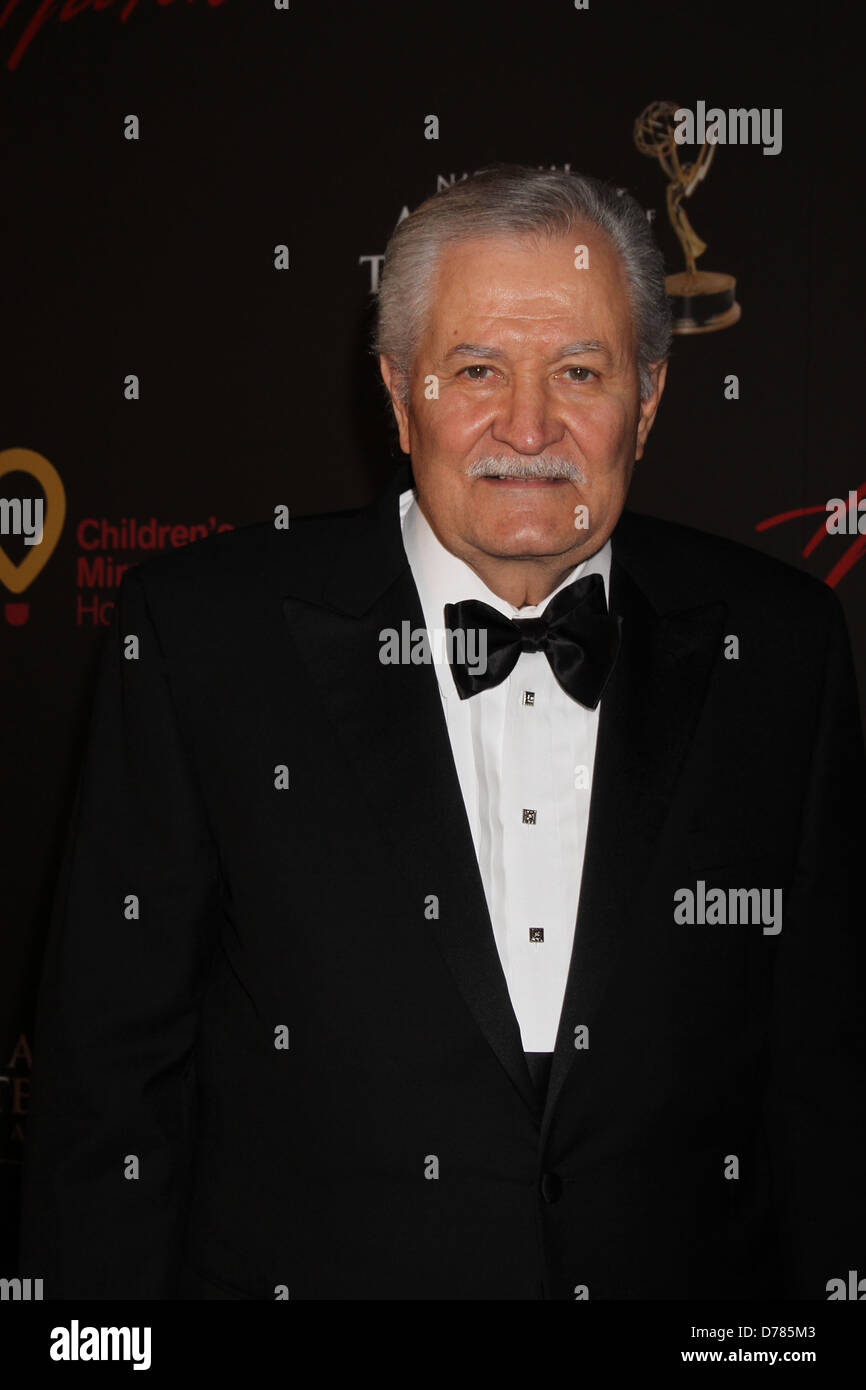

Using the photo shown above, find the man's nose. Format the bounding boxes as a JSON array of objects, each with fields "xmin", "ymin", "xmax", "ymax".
[{"xmin": 489, "ymin": 376, "xmax": 565, "ymax": 455}]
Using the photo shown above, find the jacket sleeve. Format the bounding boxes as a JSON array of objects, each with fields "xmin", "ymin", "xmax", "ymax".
[
  {"xmin": 19, "ymin": 567, "xmax": 223, "ymax": 1298},
  {"xmin": 765, "ymin": 586, "xmax": 866, "ymax": 1299}
]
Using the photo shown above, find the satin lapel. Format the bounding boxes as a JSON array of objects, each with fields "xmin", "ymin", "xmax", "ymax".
[
  {"xmin": 540, "ymin": 552, "xmax": 728, "ymax": 1144},
  {"xmin": 281, "ymin": 483, "xmax": 538, "ymax": 1114}
]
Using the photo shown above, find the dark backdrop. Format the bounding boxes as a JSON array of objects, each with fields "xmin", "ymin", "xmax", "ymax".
[{"xmin": 1, "ymin": 0, "xmax": 862, "ymax": 1273}]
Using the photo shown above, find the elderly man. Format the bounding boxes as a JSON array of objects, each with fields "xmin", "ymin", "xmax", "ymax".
[{"xmin": 21, "ymin": 165, "xmax": 865, "ymax": 1300}]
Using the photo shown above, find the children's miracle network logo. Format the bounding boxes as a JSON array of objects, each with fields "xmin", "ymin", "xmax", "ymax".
[
  {"xmin": 0, "ymin": 447, "xmax": 65, "ymax": 625},
  {"xmin": 0, "ymin": 446, "xmax": 234, "ymax": 627}
]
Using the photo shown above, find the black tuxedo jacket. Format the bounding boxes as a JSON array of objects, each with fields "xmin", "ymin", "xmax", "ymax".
[{"xmin": 21, "ymin": 461, "xmax": 866, "ymax": 1300}]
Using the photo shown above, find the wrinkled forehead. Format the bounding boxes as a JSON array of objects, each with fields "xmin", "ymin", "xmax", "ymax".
[{"xmin": 422, "ymin": 228, "xmax": 635, "ymax": 358}]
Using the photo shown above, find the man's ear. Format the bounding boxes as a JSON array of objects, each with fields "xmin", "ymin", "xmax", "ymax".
[
  {"xmin": 635, "ymin": 359, "xmax": 668, "ymax": 461},
  {"xmin": 379, "ymin": 355, "xmax": 411, "ymax": 455}
]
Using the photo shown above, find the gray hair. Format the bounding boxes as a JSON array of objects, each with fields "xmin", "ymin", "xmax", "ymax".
[{"xmin": 372, "ymin": 163, "xmax": 672, "ymax": 405}]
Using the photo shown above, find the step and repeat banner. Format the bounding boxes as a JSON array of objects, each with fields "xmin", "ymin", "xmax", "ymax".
[{"xmin": 1, "ymin": 0, "xmax": 862, "ymax": 1276}]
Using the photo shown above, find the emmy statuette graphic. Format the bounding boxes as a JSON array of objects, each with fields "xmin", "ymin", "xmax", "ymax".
[{"xmin": 634, "ymin": 100, "xmax": 741, "ymax": 334}]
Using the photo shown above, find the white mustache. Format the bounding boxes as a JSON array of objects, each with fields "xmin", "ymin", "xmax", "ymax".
[{"xmin": 466, "ymin": 455, "xmax": 587, "ymax": 483}]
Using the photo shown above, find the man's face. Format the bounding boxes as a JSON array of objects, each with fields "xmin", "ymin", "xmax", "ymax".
[{"xmin": 380, "ymin": 227, "xmax": 666, "ymax": 576}]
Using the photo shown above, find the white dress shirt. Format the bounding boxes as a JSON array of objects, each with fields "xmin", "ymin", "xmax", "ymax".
[{"xmin": 399, "ymin": 487, "xmax": 611, "ymax": 1053}]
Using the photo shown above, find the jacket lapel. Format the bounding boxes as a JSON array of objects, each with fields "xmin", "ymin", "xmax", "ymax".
[
  {"xmin": 277, "ymin": 468, "xmax": 727, "ymax": 1130},
  {"xmin": 539, "ymin": 523, "xmax": 727, "ymax": 1143},
  {"xmin": 279, "ymin": 463, "xmax": 539, "ymax": 1113}
]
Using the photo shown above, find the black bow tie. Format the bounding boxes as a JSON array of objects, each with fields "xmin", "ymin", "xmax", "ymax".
[{"xmin": 443, "ymin": 572, "xmax": 621, "ymax": 708}]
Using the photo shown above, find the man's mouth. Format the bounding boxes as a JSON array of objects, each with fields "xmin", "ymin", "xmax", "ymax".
[{"xmin": 481, "ymin": 476, "xmax": 569, "ymax": 485}]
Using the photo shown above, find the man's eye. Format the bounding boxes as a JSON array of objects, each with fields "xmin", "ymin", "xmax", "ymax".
[
  {"xmin": 459, "ymin": 365, "xmax": 494, "ymax": 380},
  {"xmin": 563, "ymin": 366, "xmax": 595, "ymax": 382}
]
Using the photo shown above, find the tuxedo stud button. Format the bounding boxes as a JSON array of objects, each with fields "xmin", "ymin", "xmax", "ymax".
[{"xmin": 540, "ymin": 1172, "xmax": 563, "ymax": 1203}]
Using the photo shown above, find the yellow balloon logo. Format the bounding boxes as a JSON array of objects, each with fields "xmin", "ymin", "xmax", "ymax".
[{"xmin": 0, "ymin": 448, "xmax": 66, "ymax": 624}]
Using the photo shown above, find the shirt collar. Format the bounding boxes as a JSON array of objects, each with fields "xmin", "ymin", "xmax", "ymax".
[{"xmin": 399, "ymin": 486, "xmax": 612, "ymax": 699}]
